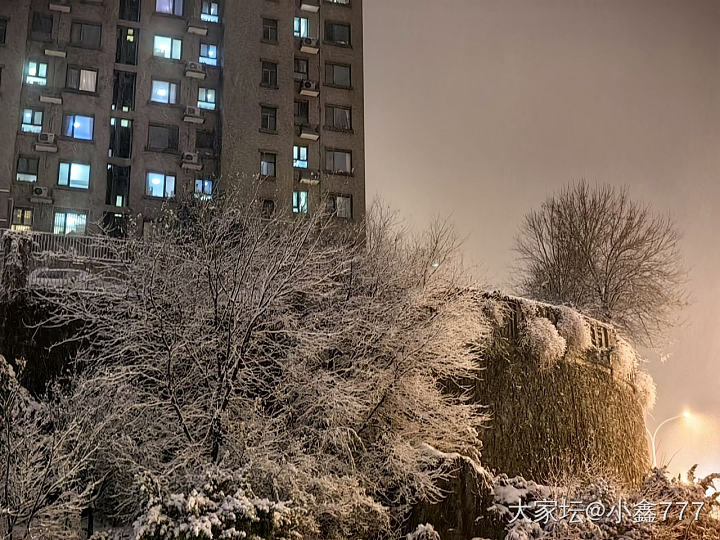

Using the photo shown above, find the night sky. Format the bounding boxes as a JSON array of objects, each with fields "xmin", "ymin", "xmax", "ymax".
[{"xmin": 364, "ymin": 0, "xmax": 720, "ymax": 475}]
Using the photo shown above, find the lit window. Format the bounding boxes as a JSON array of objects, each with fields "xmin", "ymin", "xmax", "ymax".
[
  {"xmin": 11, "ymin": 208, "xmax": 33, "ymax": 231},
  {"xmin": 201, "ymin": 1, "xmax": 219, "ymax": 23},
  {"xmin": 146, "ymin": 172, "xmax": 176, "ymax": 198},
  {"xmin": 66, "ymin": 66, "xmax": 98, "ymax": 92},
  {"xmin": 326, "ymin": 149, "xmax": 352, "ymax": 173},
  {"xmin": 194, "ymin": 178, "xmax": 214, "ymax": 200},
  {"xmin": 16, "ymin": 157, "xmax": 39, "ymax": 182},
  {"xmin": 151, "ymin": 80, "xmax": 178, "ymax": 104},
  {"xmin": 199, "ymin": 43, "xmax": 217, "ymax": 66},
  {"xmin": 153, "ymin": 35, "xmax": 182, "ymax": 60},
  {"xmin": 294, "ymin": 17, "xmax": 309, "ymax": 38},
  {"xmin": 62, "ymin": 114, "xmax": 94, "ymax": 140},
  {"xmin": 197, "ymin": 87, "xmax": 216, "ymax": 110},
  {"xmin": 156, "ymin": 0, "xmax": 183, "ymax": 16},
  {"xmin": 21, "ymin": 109, "xmax": 43, "ymax": 133},
  {"xmin": 58, "ymin": 162, "xmax": 91, "ymax": 189},
  {"xmin": 53, "ymin": 211, "xmax": 87, "ymax": 236},
  {"xmin": 293, "ymin": 191, "xmax": 308, "ymax": 214},
  {"xmin": 26, "ymin": 61, "xmax": 48, "ymax": 86},
  {"xmin": 260, "ymin": 152, "xmax": 276, "ymax": 177},
  {"xmin": 293, "ymin": 145, "xmax": 308, "ymax": 168},
  {"xmin": 330, "ymin": 194, "xmax": 352, "ymax": 219}
]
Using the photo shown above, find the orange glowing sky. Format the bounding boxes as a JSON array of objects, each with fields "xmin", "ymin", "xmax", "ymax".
[{"xmin": 364, "ymin": 0, "xmax": 720, "ymax": 477}]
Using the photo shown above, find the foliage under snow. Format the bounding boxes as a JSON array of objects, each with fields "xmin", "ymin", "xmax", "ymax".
[
  {"xmin": 634, "ymin": 370, "xmax": 657, "ymax": 411},
  {"xmin": 556, "ymin": 306, "xmax": 592, "ymax": 353},
  {"xmin": 520, "ymin": 316, "xmax": 567, "ymax": 369},
  {"xmin": 406, "ymin": 523, "xmax": 441, "ymax": 540}
]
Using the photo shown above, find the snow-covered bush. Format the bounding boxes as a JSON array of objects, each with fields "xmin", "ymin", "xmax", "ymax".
[
  {"xmin": 406, "ymin": 523, "xmax": 441, "ymax": 540},
  {"xmin": 521, "ymin": 317, "xmax": 567, "ymax": 369},
  {"xmin": 556, "ymin": 307, "xmax": 591, "ymax": 353},
  {"xmin": 613, "ymin": 337, "xmax": 640, "ymax": 382},
  {"xmin": 634, "ymin": 370, "xmax": 657, "ymax": 411}
]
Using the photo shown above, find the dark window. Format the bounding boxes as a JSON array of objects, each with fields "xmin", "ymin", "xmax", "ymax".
[
  {"xmin": 147, "ymin": 124, "xmax": 179, "ymax": 152},
  {"xmin": 66, "ymin": 66, "xmax": 98, "ymax": 92},
  {"xmin": 326, "ymin": 105, "xmax": 352, "ymax": 130},
  {"xmin": 71, "ymin": 22, "xmax": 102, "ymax": 49},
  {"xmin": 106, "ymin": 164, "xmax": 131, "ymax": 206},
  {"xmin": 329, "ymin": 194, "xmax": 352, "ymax": 219},
  {"xmin": 261, "ymin": 199, "xmax": 275, "ymax": 218},
  {"xmin": 112, "ymin": 70, "xmax": 136, "ymax": 111},
  {"xmin": 261, "ymin": 106, "xmax": 277, "ymax": 131},
  {"xmin": 325, "ymin": 63, "xmax": 351, "ymax": 87},
  {"xmin": 16, "ymin": 156, "xmax": 39, "ymax": 182},
  {"xmin": 261, "ymin": 61, "xmax": 277, "ymax": 87},
  {"xmin": 116, "ymin": 26, "xmax": 138, "ymax": 65},
  {"xmin": 260, "ymin": 152, "xmax": 276, "ymax": 177},
  {"xmin": 262, "ymin": 18, "xmax": 277, "ymax": 42},
  {"xmin": 119, "ymin": 0, "xmax": 141, "ymax": 22},
  {"xmin": 294, "ymin": 100, "xmax": 309, "ymax": 125},
  {"xmin": 196, "ymin": 130, "xmax": 216, "ymax": 153},
  {"xmin": 30, "ymin": 12, "xmax": 53, "ymax": 41},
  {"xmin": 294, "ymin": 58, "xmax": 308, "ymax": 81},
  {"xmin": 0, "ymin": 17, "xmax": 7, "ymax": 44},
  {"xmin": 109, "ymin": 118, "xmax": 133, "ymax": 159},
  {"xmin": 325, "ymin": 149, "xmax": 352, "ymax": 173},
  {"xmin": 325, "ymin": 22, "xmax": 350, "ymax": 45},
  {"xmin": 103, "ymin": 212, "xmax": 128, "ymax": 238}
]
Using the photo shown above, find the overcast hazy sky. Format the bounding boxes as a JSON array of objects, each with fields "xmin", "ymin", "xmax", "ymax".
[{"xmin": 363, "ymin": 0, "xmax": 720, "ymax": 475}]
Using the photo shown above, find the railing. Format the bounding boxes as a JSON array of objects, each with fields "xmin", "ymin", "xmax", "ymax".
[{"xmin": 6, "ymin": 230, "xmax": 129, "ymax": 263}]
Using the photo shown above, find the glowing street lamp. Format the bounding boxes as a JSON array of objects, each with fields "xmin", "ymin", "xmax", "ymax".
[{"xmin": 646, "ymin": 410, "xmax": 692, "ymax": 468}]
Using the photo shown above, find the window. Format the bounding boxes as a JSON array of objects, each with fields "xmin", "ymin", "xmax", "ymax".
[
  {"xmin": 294, "ymin": 17, "xmax": 309, "ymax": 38},
  {"xmin": 66, "ymin": 66, "xmax": 98, "ymax": 92},
  {"xmin": 116, "ymin": 26, "xmax": 138, "ymax": 65},
  {"xmin": 261, "ymin": 61, "xmax": 277, "ymax": 87},
  {"xmin": 62, "ymin": 114, "xmax": 94, "ymax": 140},
  {"xmin": 325, "ymin": 22, "xmax": 350, "ymax": 45},
  {"xmin": 261, "ymin": 199, "xmax": 275, "ymax": 218},
  {"xmin": 103, "ymin": 212, "xmax": 128, "ymax": 238},
  {"xmin": 151, "ymin": 80, "xmax": 178, "ymax": 104},
  {"xmin": 25, "ymin": 61, "xmax": 48, "ymax": 86},
  {"xmin": 53, "ymin": 211, "xmax": 87, "ymax": 235},
  {"xmin": 329, "ymin": 194, "xmax": 352, "ymax": 219},
  {"xmin": 197, "ymin": 87, "xmax": 216, "ymax": 110},
  {"xmin": 327, "ymin": 0, "xmax": 350, "ymax": 4},
  {"xmin": 262, "ymin": 18, "xmax": 277, "ymax": 42},
  {"xmin": 294, "ymin": 100, "xmax": 309, "ymax": 125},
  {"xmin": 326, "ymin": 63, "xmax": 351, "ymax": 87},
  {"xmin": 11, "ymin": 208, "xmax": 33, "ymax": 232},
  {"xmin": 196, "ymin": 130, "xmax": 216, "ymax": 153},
  {"xmin": 153, "ymin": 35, "xmax": 182, "ymax": 59},
  {"xmin": 199, "ymin": 43, "xmax": 217, "ymax": 66},
  {"xmin": 0, "ymin": 17, "xmax": 7, "ymax": 44},
  {"xmin": 261, "ymin": 106, "xmax": 277, "ymax": 131},
  {"xmin": 106, "ymin": 164, "xmax": 130, "ymax": 206},
  {"xmin": 326, "ymin": 149, "xmax": 351, "ymax": 173},
  {"xmin": 260, "ymin": 152, "xmax": 276, "ymax": 177},
  {"xmin": 21, "ymin": 109, "xmax": 43, "ymax": 133},
  {"xmin": 109, "ymin": 118, "xmax": 133, "ymax": 158},
  {"xmin": 294, "ymin": 58, "xmax": 308, "ymax": 81},
  {"xmin": 146, "ymin": 172, "xmax": 175, "ymax": 198},
  {"xmin": 112, "ymin": 70, "xmax": 136, "ymax": 111},
  {"xmin": 71, "ymin": 22, "xmax": 102, "ymax": 49},
  {"xmin": 326, "ymin": 105, "xmax": 352, "ymax": 130},
  {"xmin": 194, "ymin": 179, "xmax": 213, "ymax": 200},
  {"xmin": 201, "ymin": 1, "xmax": 219, "ymax": 23},
  {"xmin": 293, "ymin": 145, "xmax": 308, "ymax": 168},
  {"xmin": 30, "ymin": 12, "xmax": 53, "ymax": 41},
  {"xmin": 147, "ymin": 124, "xmax": 179, "ymax": 152},
  {"xmin": 16, "ymin": 157, "xmax": 39, "ymax": 182},
  {"xmin": 293, "ymin": 191, "xmax": 308, "ymax": 214},
  {"xmin": 58, "ymin": 162, "xmax": 91, "ymax": 189},
  {"xmin": 156, "ymin": 0, "xmax": 183, "ymax": 16},
  {"xmin": 119, "ymin": 0, "xmax": 141, "ymax": 22}
]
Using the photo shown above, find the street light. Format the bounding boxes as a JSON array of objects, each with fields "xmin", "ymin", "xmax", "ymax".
[{"xmin": 646, "ymin": 410, "xmax": 692, "ymax": 468}]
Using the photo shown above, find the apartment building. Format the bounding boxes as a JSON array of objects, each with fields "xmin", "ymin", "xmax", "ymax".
[{"xmin": 0, "ymin": 0, "xmax": 364, "ymax": 236}]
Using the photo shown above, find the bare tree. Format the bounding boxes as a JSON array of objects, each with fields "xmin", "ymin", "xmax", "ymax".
[
  {"xmin": 514, "ymin": 180, "xmax": 686, "ymax": 346},
  {"xmin": 34, "ymin": 191, "xmax": 489, "ymax": 538}
]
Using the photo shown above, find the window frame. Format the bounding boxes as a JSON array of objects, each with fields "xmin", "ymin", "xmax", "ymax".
[
  {"xmin": 293, "ymin": 145, "xmax": 308, "ymax": 169},
  {"xmin": 25, "ymin": 60, "xmax": 48, "ymax": 86},
  {"xmin": 292, "ymin": 191, "xmax": 309, "ymax": 214},
  {"xmin": 153, "ymin": 35, "xmax": 183, "ymax": 60},
  {"xmin": 201, "ymin": 1, "xmax": 220, "ymax": 23},
  {"xmin": 330, "ymin": 193, "xmax": 353, "ymax": 219},
  {"xmin": 325, "ymin": 62, "xmax": 351, "ymax": 88},
  {"xmin": 326, "ymin": 104, "xmax": 352, "ymax": 131},
  {"xmin": 261, "ymin": 61, "xmax": 278, "ymax": 88},
  {"xmin": 155, "ymin": 0, "xmax": 184, "ymax": 17},
  {"xmin": 294, "ymin": 17, "xmax": 310, "ymax": 38},
  {"xmin": 194, "ymin": 178, "xmax": 214, "ymax": 200},
  {"xmin": 70, "ymin": 21, "xmax": 103, "ymax": 50},
  {"xmin": 53, "ymin": 210, "xmax": 88, "ymax": 236},
  {"xmin": 65, "ymin": 65, "xmax": 99, "ymax": 93},
  {"xmin": 62, "ymin": 113, "xmax": 95, "ymax": 141},
  {"xmin": 262, "ymin": 18, "xmax": 278, "ymax": 43},
  {"xmin": 29, "ymin": 12, "xmax": 53, "ymax": 42},
  {"xmin": 199, "ymin": 42, "xmax": 218, "ymax": 66},
  {"xmin": 260, "ymin": 151, "xmax": 277, "ymax": 177},
  {"xmin": 197, "ymin": 87, "xmax": 216, "ymax": 110},
  {"xmin": 150, "ymin": 79, "xmax": 179, "ymax": 104},
  {"xmin": 57, "ymin": 161, "xmax": 91, "ymax": 190},
  {"xmin": 294, "ymin": 100, "xmax": 309, "ymax": 125},
  {"xmin": 325, "ymin": 148, "xmax": 352, "ymax": 174},
  {"xmin": 324, "ymin": 21, "xmax": 351, "ymax": 46},
  {"xmin": 11, "ymin": 208, "xmax": 33, "ymax": 231},
  {"xmin": 146, "ymin": 123, "xmax": 180, "ymax": 153},
  {"xmin": 20, "ymin": 108, "xmax": 44, "ymax": 133},
  {"xmin": 260, "ymin": 105, "xmax": 278, "ymax": 132},
  {"xmin": 0, "ymin": 17, "xmax": 8, "ymax": 45},
  {"xmin": 293, "ymin": 58, "xmax": 309, "ymax": 81},
  {"xmin": 145, "ymin": 171, "xmax": 176, "ymax": 199},
  {"xmin": 16, "ymin": 156, "xmax": 39, "ymax": 183}
]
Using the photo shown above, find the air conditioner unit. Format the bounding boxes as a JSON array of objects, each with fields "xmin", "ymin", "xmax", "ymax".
[
  {"xmin": 49, "ymin": 1, "xmax": 71, "ymax": 13},
  {"xmin": 185, "ymin": 61, "xmax": 207, "ymax": 79},
  {"xmin": 182, "ymin": 152, "xmax": 199, "ymax": 164},
  {"xmin": 32, "ymin": 186, "xmax": 50, "ymax": 198},
  {"xmin": 299, "ymin": 80, "xmax": 320, "ymax": 97},
  {"xmin": 38, "ymin": 133, "xmax": 55, "ymax": 144},
  {"xmin": 300, "ymin": 38, "xmax": 320, "ymax": 54},
  {"xmin": 185, "ymin": 106, "xmax": 201, "ymax": 117}
]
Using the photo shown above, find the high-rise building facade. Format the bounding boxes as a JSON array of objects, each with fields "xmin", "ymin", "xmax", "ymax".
[{"xmin": 0, "ymin": 0, "xmax": 364, "ymax": 236}]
